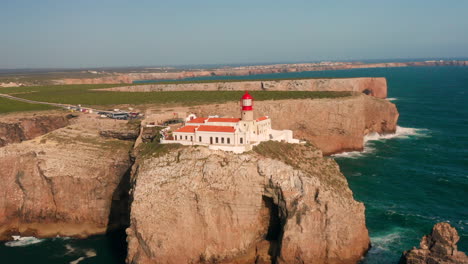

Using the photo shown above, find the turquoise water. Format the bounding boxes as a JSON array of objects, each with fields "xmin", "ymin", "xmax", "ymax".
[{"xmin": 1, "ymin": 67, "xmax": 467, "ymax": 263}]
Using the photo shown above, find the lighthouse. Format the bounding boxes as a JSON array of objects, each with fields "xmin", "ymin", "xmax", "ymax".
[
  {"xmin": 240, "ymin": 91, "xmax": 254, "ymax": 121},
  {"xmin": 164, "ymin": 90, "xmax": 300, "ymax": 153}
]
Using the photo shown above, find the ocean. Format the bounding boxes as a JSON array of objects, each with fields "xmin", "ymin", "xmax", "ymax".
[{"xmin": 1, "ymin": 66, "xmax": 467, "ymax": 263}]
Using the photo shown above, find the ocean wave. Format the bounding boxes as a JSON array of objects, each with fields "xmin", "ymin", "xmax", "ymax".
[
  {"xmin": 370, "ymin": 228, "xmax": 408, "ymax": 252},
  {"xmin": 4, "ymin": 236, "xmax": 45, "ymax": 247},
  {"xmin": 386, "ymin": 98, "xmax": 398, "ymax": 101},
  {"xmin": 332, "ymin": 145, "xmax": 376, "ymax": 158},
  {"xmin": 364, "ymin": 126, "xmax": 429, "ymax": 142},
  {"xmin": 333, "ymin": 126, "xmax": 428, "ymax": 159}
]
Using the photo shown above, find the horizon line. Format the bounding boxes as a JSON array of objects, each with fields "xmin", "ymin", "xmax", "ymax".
[{"xmin": 1, "ymin": 56, "xmax": 467, "ymax": 72}]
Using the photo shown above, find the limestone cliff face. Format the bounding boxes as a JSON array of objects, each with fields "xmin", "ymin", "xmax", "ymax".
[
  {"xmin": 99, "ymin": 77, "xmax": 387, "ymax": 98},
  {"xmin": 127, "ymin": 142, "xmax": 370, "ymax": 264},
  {"xmin": 400, "ymin": 223, "xmax": 468, "ymax": 264},
  {"xmin": 0, "ymin": 114, "xmax": 71, "ymax": 147},
  {"xmin": 0, "ymin": 118, "xmax": 134, "ymax": 240},
  {"xmin": 194, "ymin": 94, "xmax": 398, "ymax": 155}
]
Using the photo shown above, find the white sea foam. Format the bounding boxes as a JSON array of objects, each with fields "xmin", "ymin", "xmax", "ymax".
[
  {"xmin": 67, "ymin": 244, "xmax": 97, "ymax": 264},
  {"xmin": 364, "ymin": 126, "xmax": 429, "ymax": 142},
  {"xmin": 371, "ymin": 230, "xmax": 402, "ymax": 251},
  {"xmin": 386, "ymin": 97, "xmax": 398, "ymax": 101},
  {"xmin": 333, "ymin": 126, "xmax": 428, "ymax": 158},
  {"xmin": 332, "ymin": 145, "xmax": 376, "ymax": 159},
  {"xmin": 69, "ymin": 249, "xmax": 97, "ymax": 264},
  {"xmin": 4, "ymin": 236, "xmax": 44, "ymax": 247}
]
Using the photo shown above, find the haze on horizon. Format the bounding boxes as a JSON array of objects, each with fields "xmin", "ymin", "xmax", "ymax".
[{"xmin": 1, "ymin": 0, "xmax": 468, "ymax": 69}]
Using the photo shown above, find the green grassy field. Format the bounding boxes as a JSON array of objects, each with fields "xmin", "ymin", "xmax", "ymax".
[
  {"xmin": 133, "ymin": 75, "xmax": 345, "ymax": 85},
  {"xmin": 0, "ymin": 97, "xmax": 57, "ymax": 114},
  {"xmin": 0, "ymin": 83, "xmax": 355, "ymax": 113}
]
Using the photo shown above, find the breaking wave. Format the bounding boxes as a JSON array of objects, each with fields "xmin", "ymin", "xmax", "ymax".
[
  {"xmin": 4, "ymin": 236, "xmax": 44, "ymax": 247},
  {"xmin": 370, "ymin": 229, "xmax": 405, "ymax": 252},
  {"xmin": 332, "ymin": 126, "xmax": 428, "ymax": 159},
  {"xmin": 332, "ymin": 146, "xmax": 376, "ymax": 159},
  {"xmin": 364, "ymin": 126, "xmax": 429, "ymax": 142},
  {"xmin": 386, "ymin": 97, "xmax": 398, "ymax": 101}
]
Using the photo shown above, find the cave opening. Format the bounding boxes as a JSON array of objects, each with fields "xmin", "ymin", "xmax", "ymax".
[
  {"xmin": 362, "ymin": 89, "xmax": 372, "ymax": 95},
  {"xmin": 262, "ymin": 196, "xmax": 285, "ymax": 264}
]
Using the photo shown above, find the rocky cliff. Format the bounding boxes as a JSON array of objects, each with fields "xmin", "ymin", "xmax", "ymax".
[
  {"xmin": 127, "ymin": 142, "xmax": 370, "ymax": 264},
  {"xmin": 99, "ymin": 78, "xmax": 387, "ymax": 98},
  {"xmin": 0, "ymin": 114, "xmax": 71, "ymax": 147},
  {"xmin": 0, "ymin": 117, "xmax": 135, "ymax": 240},
  {"xmin": 192, "ymin": 94, "xmax": 398, "ymax": 155},
  {"xmin": 400, "ymin": 223, "xmax": 468, "ymax": 264}
]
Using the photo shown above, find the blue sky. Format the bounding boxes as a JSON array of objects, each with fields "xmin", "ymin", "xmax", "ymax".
[{"xmin": 1, "ymin": 0, "xmax": 467, "ymax": 68}]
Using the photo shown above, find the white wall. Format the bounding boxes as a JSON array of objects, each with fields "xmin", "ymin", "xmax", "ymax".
[{"xmin": 196, "ymin": 131, "xmax": 236, "ymax": 145}]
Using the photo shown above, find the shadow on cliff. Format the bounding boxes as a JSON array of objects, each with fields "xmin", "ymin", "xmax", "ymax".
[
  {"xmin": 263, "ymin": 196, "xmax": 285, "ymax": 264},
  {"xmin": 105, "ymin": 166, "xmax": 132, "ymax": 264}
]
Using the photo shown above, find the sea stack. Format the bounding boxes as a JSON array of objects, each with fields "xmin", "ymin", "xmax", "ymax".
[{"xmin": 400, "ymin": 222, "xmax": 468, "ymax": 264}]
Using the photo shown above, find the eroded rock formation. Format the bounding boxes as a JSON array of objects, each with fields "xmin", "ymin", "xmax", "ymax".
[
  {"xmin": 193, "ymin": 94, "xmax": 398, "ymax": 155},
  {"xmin": 400, "ymin": 223, "xmax": 468, "ymax": 264},
  {"xmin": 0, "ymin": 117, "xmax": 135, "ymax": 240},
  {"xmin": 127, "ymin": 142, "xmax": 370, "ymax": 264},
  {"xmin": 99, "ymin": 77, "xmax": 387, "ymax": 98},
  {"xmin": 0, "ymin": 114, "xmax": 71, "ymax": 147}
]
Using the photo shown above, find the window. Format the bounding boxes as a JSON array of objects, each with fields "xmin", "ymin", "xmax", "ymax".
[
  {"xmin": 185, "ymin": 136, "xmax": 187, "ymax": 140},
  {"xmin": 199, "ymin": 136, "xmax": 202, "ymax": 142},
  {"xmin": 240, "ymin": 137, "xmax": 243, "ymax": 144},
  {"xmin": 190, "ymin": 136, "xmax": 193, "ymax": 141},
  {"xmin": 210, "ymin": 137, "xmax": 213, "ymax": 144},
  {"xmin": 221, "ymin": 138, "xmax": 224, "ymax": 144},
  {"xmin": 216, "ymin": 137, "xmax": 219, "ymax": 144},
  {"xmin": 227, "ymin": 138, "xmax": 230, "ymax": 144},
  {"xmin": 174, "ymin": 135, "xmax": 177, "ymax": 140}
]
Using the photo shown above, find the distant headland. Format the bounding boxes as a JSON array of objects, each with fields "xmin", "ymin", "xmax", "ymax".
[{"xmin": 1, "ymin": 59, "xmax": 467, "ymax": 87}]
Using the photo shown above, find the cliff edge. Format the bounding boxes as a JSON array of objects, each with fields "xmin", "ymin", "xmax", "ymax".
[
  {"xmin": 0, "ymin": 117, "xmax": 135, "ymax": 240},
  {"xmin": 127, "ymin": 142, "xmax": 370, "ymax": 264},
  {"xmin": 0, "ymin": 113, "xmax": 71, "ymax": 148}
]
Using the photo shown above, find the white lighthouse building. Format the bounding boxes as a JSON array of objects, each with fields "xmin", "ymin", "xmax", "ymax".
[{"xmin": 161, "ymin": 91, "xmax": 299, "ymax": 153}]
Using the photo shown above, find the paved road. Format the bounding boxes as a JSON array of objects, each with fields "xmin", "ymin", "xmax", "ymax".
[
  {"xmin": 0, "ymin": 93, "xmax": 72, "ymax": 109},
  {"xmin": 0, "ymin": 93, "xmax": 120, "ymax": 115}
]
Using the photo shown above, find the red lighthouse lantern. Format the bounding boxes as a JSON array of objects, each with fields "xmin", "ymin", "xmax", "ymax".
[
  {"xmin": 240, "ymin": 91, "xmax": 254, "ymax": 121},
  {"xmin": 241, "ymin": 91, "xmax": 253, "ymax": 111}
]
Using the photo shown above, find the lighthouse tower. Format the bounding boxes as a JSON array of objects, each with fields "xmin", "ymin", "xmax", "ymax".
[{"xmin": 240, "ymin": 91, "xmax": 254, "ymax": 121}]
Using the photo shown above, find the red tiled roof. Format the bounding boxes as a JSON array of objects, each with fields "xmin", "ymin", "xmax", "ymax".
[
  {"xmin": 174, "ymin": 126, "xmax": 197, "ymax": 133},
  {"xmin": 187, "ymin": 117, "xmax": 208, "ymax": 123},
  {"xmin": 256, "ymin": 116, "xmax": 269, "ymax": 122},
  {"xmin": 206, "ymin": 118, "xmax": 241, "ymax": 123},
  {"xmin": 197, "ymin": 125, "xmax": 236, "ymax": 133}
]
